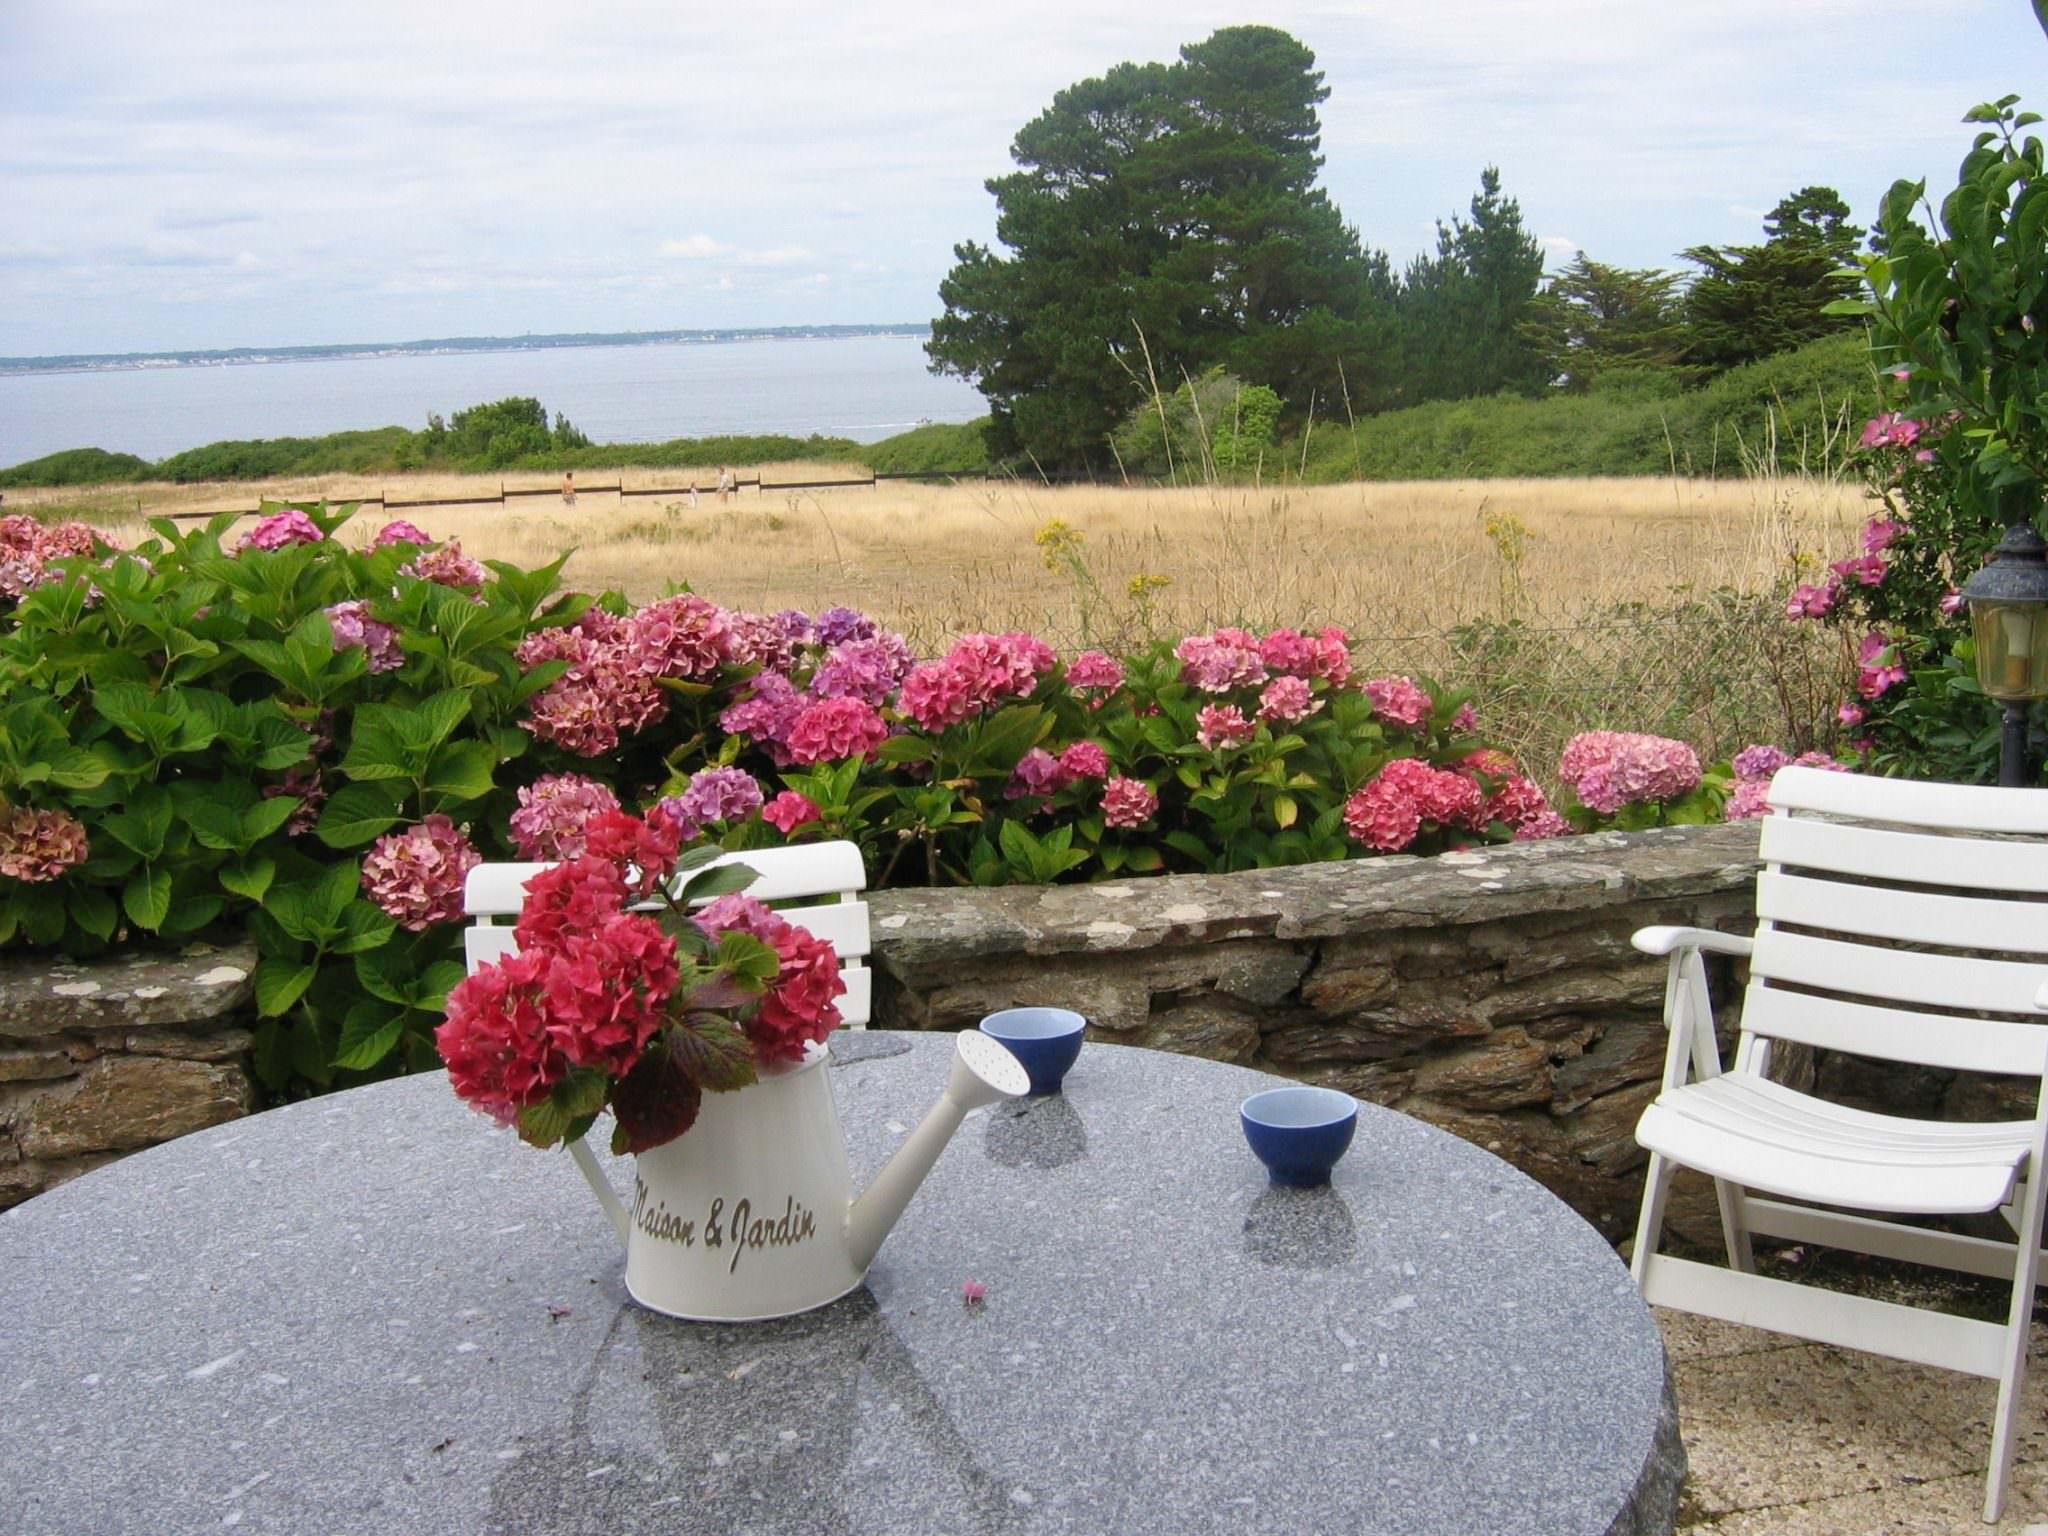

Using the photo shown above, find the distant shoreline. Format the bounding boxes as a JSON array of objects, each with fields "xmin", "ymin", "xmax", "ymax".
[{"xmin": 0, "ymin": 324, "xmax": 932, "ymax": 380}]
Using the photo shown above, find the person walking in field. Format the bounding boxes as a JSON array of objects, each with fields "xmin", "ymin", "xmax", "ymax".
[
  {"xmin": 561, "ymin": 472, "xmax": 576, "ymax": 506},
  {"xmin": 717, "ymin": 465, "xmax": 733, "ymax": 504},
  {"xmin": 687, "ymin": 482, "xmax": 699, "ymax": 509}
]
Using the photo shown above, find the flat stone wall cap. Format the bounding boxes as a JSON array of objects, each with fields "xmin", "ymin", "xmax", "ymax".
[
  {"xmin": 0, "ymin": 939, "xmax": 259, "ymax": 1040},
  {"xmin": 869, "ymin": 821, "xmax": 1762, "ymax": 967}
]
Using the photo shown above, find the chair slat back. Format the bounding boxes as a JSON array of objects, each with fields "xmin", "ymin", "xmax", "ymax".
[
  {"xmin": 462, "ymin": 840, "xmax": 873, "ymax": 1028},
  {"xmin": 1737, "ymin": 767, "xmax": 2048, "ymax": 1076}
]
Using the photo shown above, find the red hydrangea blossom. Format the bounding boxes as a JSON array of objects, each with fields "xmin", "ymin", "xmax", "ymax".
[
  {"xmin": 694, "ymin": 894, "xmax": 845, "ymax": 1064},
  {"xmin": 1342, "ymin": 758, "xmax": 1485, "ymax": 853},
  {"xmin": 761, "ymin": 791, "xmax": 822, "ymax": 834},
  {"xmin": 897, "ymin": 657, "xmax": 979, "ymax": 729}
]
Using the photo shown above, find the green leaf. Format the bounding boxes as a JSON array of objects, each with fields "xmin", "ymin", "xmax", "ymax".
[
  {"xmin": 337, "ymin": 705, "xmax": 415, "ymax": 782},
  {"xmin": 353, "ymin": 945, "xmax": 413, "ymax": 1005},
  {"xmin": 241, "ymin": 795, "xmax": 302, "ymax": 844},
  {"xmin": 415, "ymin": 959, "xmax": 465, "ymax": 1009},
  {"xmin": 678, "ymin": 861, "xmax": 758, "ymax": 904},
  {"xmin": 715, "ymin": 929, "xmax": 781, "ymax": 990},
  {"xmin": 66, "ymin": 883, "xmax": 117, "ymax": 941},
  {"xmin": 330, "ymin": 898, "xmax": 398, "ymax": 955},
  {"xmin": 407, "ymin": 690, "xmax": 475, "ymax": 753},
  {"xmin": 333, "ymin": 1002, "xmax": 406, "ymax": 1071},
  {"xmin": 314, "ymin": 781, "xmax": 406, "ymax": 848},
  {"xmin": 667, "ymin": 1014, "xmax": 758, "ymax": 1093},
  {"xmin": 121, "ymin": 867, "xmax": 171, "ymax": 930},
  {"xmin": 517, "ymin": 1094, "xmax": 575, "ymax": 1149},
  {"xmin": 306, "ymin": 857, "xmax": 361, "ymax": 934},
  {"xmin": 220, "ymin": 856, "xmax": 276, "ymax": 903},
  {"xmin": 253, "ymin": 956, "xmax": 317, "ymax": 1017},
  {"xmin": 422, "ymin": 739, "xmax": 497, "ymax": 807}
]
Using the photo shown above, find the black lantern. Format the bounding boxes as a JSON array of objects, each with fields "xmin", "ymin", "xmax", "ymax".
[{"xmin": 1961, "ymin": 497, "xmax": 2048, "ymax": 786}]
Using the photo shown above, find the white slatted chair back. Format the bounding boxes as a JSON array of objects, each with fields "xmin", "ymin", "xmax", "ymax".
[
  {"xmin": 462, "ymin": 840, "xmax": 872, "ymax": 1028},
  {"xmin": 1628, "ymin": 766, "xmax": 2048, "ymax": 1522}
]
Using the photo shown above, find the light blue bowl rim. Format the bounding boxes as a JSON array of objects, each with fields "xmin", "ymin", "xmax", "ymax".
[
  {"xmin": 979, "ymin": 1008, "xmax": 1087, "ymax": 1041},
  {"xmin": 1240, "ymin": 1085, "xmax": 1360, "ymax": 1130}
]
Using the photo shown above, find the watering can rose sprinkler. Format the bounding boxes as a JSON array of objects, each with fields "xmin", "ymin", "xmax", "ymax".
[{"xmin": 437, "ymin": 811, "xmax": 1029, "ymax": 1322}]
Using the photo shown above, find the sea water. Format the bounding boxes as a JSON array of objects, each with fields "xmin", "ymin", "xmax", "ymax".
[{"xmin": 0, "ymin": 333, "xmax": 985, "ymax": 467}]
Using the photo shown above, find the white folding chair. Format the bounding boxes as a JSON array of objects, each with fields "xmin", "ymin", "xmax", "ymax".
[{"xmin": 1629, "ymin": 766, "xmax": 2048, "ymax": 1522}]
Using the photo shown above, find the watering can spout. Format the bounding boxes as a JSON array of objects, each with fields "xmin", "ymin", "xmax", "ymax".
[{"xmin": 846, "ymin": 1032, "xmax": 1029, "ymax": 1273}]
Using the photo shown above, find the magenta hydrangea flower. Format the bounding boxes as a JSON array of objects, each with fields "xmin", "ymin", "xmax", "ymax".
[
  {"xmin": 1856, "ymin": 633, "xmax": 1906, "ymax": 700},
  {"xmin": 761, "ymin": 791, "xmax": 822, "ymax": 835},
  {"xmin": 671, "ymin": 765, "xmax": 765, "ymax": 829},
  {"xmin": 1066, "ymin": 651, "xmax": 1126, "ymax": 692},
  {"xmin": 1101, "ymin": 776, "xmax": 1158, "ymax": 830},
  {"xmin": 326, "ymin": 600, "xmax": 404, "ymax": 674},
  {"xmin": 623, "ymin": 593, "xmax": 730, "ymax": 682},
  {"xmin": 1343, "ymin": 758, "xmax": 1488, "ymax": 853},
  {"xmin": 719, "ymin": 672, "xmax": 806, "ymax": 759},
  {"xmin": 1006, "ymin": 747, "xmax": 1068, "ymax": 802},
  {"xmin": 1451, "ymin": 702, "xmax": 1479, "ymax": 733},
  {"xmin": 1557, "ymin": 732, "xmax": 1702, "ymax": 814},
  {"xmin": 373, "ymin": 520, "xmax": 433, "ymax": 547},
  {"xmin": 1513, "ymin": 811, "xmax": 1574, "ymax": 842},
  {"xmin": 238, "ymin": 509, "xmax": 323, "ymax": 553},
  {"xmin": 1257, "ymin": 675, "xmax": 1320, "ymax": 725},
  {"xmin": 898, "ymin": 657, "xmax": 978, "ymax": 729},
  {"xmin": 1259, "ymin": 629, "xmax": 1316, "ymax": 676},
  {"xmin": 1723, "ymin": 779, "xmax": 1774, "ymax": 820},
  {"xmin": 723, "ymin": 610, "xmax": 807, "ymax": 673},
  {"xmin": 813, "ymin": 606, "xmax": 875, "ymax": 647},
  {"xmin": 0, "ymin": 807, "xmax": 89, "ymax": 882},
  {"xmin": 1058, "ymin": 740, "xmax": 1110, "ymax": 779},
  {"xmin": 1363, "ymin": 676, "xmax": 1432, "ymax": 728},
  {"xmin": 785, "ymin": 695, "xmax": 890, "ymax": 764},
  {"xmin": 508, "ymin": 774, "xmax": 621, "ymax": 861},
  {"xmin": 360, "ymin": 815, "xmax": 481, "ymax": 931},
  {"xmin": 1730, "ymin": 744, "xmax": 1792, "ymax": 782},
  {"xmin": 812, "ymin": 635, "xmax": 914, "ymax": 705},
  {"xmin": 1196, "ymin": 704, "xmax": 1258, "ymax": 751},
  {"xmin": 1175, "ymin": 629, "xmax": 1267, "ymax": 693}
]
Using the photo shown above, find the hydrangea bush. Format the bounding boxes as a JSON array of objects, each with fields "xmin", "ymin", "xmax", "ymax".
[{"xmin": 0, "ymin": 501, "xmax": 1822, "ymax": 1099}]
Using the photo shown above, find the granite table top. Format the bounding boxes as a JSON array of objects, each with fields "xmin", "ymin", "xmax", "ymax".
[{"xmin": 2, "ymin": 1032, "xmax": 1682, "ymax": 1536}]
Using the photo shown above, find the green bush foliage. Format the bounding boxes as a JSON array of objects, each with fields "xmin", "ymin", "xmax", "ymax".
[
  {"xmin": 0, "ymin": 449, "xmax": 154, "ymax": 489},
  {"xmin": 860, "ymin": 420, "xmax": 991, "ymax": 475}
]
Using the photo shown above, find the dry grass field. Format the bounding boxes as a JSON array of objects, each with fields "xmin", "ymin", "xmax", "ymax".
[{"xmin": 13, "ymin": 466, "xmax": 1875, "ymax": 769}]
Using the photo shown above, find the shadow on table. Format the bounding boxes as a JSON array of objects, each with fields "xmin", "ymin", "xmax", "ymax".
[
  {"xmin": 485, "ymin": 1289, "xmax": 1028, "ymax": 1535},
  {"xmin": 1241, "ymin": 1185, "xmax": 1358, "ymax": 1269},
  {"xmin": 983, "ymin": 1093, "xmax": 1087, "ymax": 1170}
]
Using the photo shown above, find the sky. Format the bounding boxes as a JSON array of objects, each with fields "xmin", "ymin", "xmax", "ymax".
[{"xmin": 1, "ymin": 0, "xmax": 2041, "ymax": 358}]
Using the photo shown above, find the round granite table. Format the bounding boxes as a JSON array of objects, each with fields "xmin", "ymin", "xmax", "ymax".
[{"xmin": 2, "ymin": 1033, "xmax": 1682, "ymax": 1536}]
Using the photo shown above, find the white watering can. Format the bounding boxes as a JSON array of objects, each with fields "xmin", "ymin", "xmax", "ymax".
[{"xmin": 566, "ymin": 1033, "xmax": 1030, "ymax": 1322}]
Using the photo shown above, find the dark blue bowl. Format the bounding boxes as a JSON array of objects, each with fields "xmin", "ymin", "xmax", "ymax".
[
  {"xmin": 1240, "ymin": 1086, "xmax": 1359, "ymax": 1186},
  {"xmin": 977, "ymin": 1008, "xmax": 1087, "ymax": 1096}
]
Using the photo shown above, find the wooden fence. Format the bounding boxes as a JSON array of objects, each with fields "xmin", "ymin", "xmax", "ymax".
[{"xmin": 148, "ymin": 466, "xmax": 1028, "ymax": 522}]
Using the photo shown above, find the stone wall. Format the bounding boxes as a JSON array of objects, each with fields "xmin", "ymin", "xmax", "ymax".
[
  {"xmin": 0, "ymin": 940, "xmax": 257, "ymax": 1208},
  {"xmin": 869, "ymin": 822, "xmax": 1766, "ymax": 1243}
]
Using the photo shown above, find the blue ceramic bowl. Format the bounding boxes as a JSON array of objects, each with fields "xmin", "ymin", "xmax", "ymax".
[
  {"xmin": 1240, "ymin": 1086, "xmax": 1359, "ymax": 1186},
  {"xmin": 977, "ymin": 1008, "xmax": 1087, "ymax": 1096}
]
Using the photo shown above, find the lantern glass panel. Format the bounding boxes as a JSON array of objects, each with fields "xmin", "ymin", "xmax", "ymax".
[{"xmin": 1970, "ymin": 597, "xmax": 2048, "ymax": 700}]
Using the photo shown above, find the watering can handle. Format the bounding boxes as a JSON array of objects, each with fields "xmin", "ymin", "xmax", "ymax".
[{"xmin": 569, "ymin": 1135, "xmax": 629, "ymax": 1242}]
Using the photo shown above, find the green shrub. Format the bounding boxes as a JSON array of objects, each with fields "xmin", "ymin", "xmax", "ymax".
[
  {"xmin": 0, "ymin": 448, "xmax": 153, "ymax": 489},
  {"xmin": 859, "ymin": 420, "xmax": 991, "ymax": 475}
]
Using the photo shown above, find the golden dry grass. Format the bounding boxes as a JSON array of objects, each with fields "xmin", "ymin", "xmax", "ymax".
[{"xmin": 16, "ymin": 466, "xmax": 1871, "ymax": 657}]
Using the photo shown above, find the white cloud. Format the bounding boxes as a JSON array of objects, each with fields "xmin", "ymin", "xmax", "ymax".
[{"xmin": 659, "ymin": 235, "xmax": 723, "ymax": 259}]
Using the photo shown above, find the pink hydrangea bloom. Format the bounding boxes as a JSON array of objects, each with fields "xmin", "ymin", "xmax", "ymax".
[
  {"xmin": 1557, "ymin": 732, "xmax": 1703, "ymax": 814},
  {"xmin": 1791, "ymin": 750, "xmax": 1851, "ymax": 772},
  {"xmin": 401, "ymin": 540, "xmax": 488, "ymax": 591},
  {"xmin": 942, "ymin": 632, "xmax": 1054, "ymax": 711},
  {"xmin": 623, "ymin": 593, "xmax": 730, "ymax": 682},
  {"xmin": 1309, "ymin": 627, "xmax": 1353, "ymax": 686},
  {"xmin": 898, "ymin": 658, "xmax": 979, "ymax": 729},
  {"xmin": 1723, "ymin": 779, "xmax": 1774, "ymax": 820},
  {"xmin": 1458, "ymin": 752, "xmax": 1555, "ymax": 833},
  {"xmin": 515, "ymin": 613, "xmax": 673, "ymax": 756},
  {"xmin": 1363, "ymin": 676, "xmax": 1432, "ymax": 728},
  {"xmin": 508, "ymin": 775, "xmax": 621, "ymax": 861},
  {"xmin": 1175, "ymin": 629, "xmax": 1268, "ymax": 692},
  {"xmin": 1058, "ymin": 740, "xmax": 1110, "ymax": 779},
  {"xmin": 326, "ymin": 600, "xmax": 404, "ymax": 674},
  {"xmin": 0, "ymin": 808, "xmax": 89, "ymax": 882},
  {"xmin": 1513, "ymin": 811, "xmax": 1574, "ymax": 842},
  {"xmin": 1006, "ymin": 747, "xmax": 1068, "ymax": 801},
  {"xmin": 1196, "ymin": 704, "xmax": 1258, "ymax": 751},
  {"xmin": 813, "ymin": 607, "xmax": 875, "ymax": 647},
  {"xmin": 723, "ymin": 610, "xmax": 808, "ymax": 673},
  {"xmin": 1451, "ymin": 702, "xmax": 1479, "ymax": 733},
  {"xmin": 785, "ymin": 695, "xmax": 890, "ymax": 764},
  {"xmin": 719, "ymin": 673, "xmax": 806, "ymax": 758},
  {"xmin": 373, "ymin": 520, "xmax": 433, "ymax": 547},
  {"xmin": 692, "ymin": 893, "xmax": 844, "ymax": 1064},
  {"xmin": 1258, "ymin": 628, "xmax": 1316, "ymax": 676},
  {"xmin": 1730, "ymin": 744, "xmax": 1792, "ymax": 782},
  {"xmin": 1785, "ymin": 582, "xmax": 1837, "ymax": 620},
  {"xmin": 1342, "ymin": 758, "xmax": 1488, "ymax": 853},
  {"xmin": 1257, "ymin": 675, "xmax": 1320, "ymax": 725},
  {"xmin": 761, "ymin": 791, "xmax": 822, "ymax": 835},
  {"xmin": 1101, "ymin": 776, "xmax": 1159, "ymax": 830},
  {"xmin": 238, "ymin": 509, "xmax": 324, "ymax": 552},
  {"xmin": 1856, "ymin": 633, "xmax": 1906, "ymax": 700},
  {"xmin": 1066, "ymin": 651, "xmax": 1126, "ymax": 691},
  {"xmin": 360, "ymin": 815, "xmax": 481, "ymax": 931}
]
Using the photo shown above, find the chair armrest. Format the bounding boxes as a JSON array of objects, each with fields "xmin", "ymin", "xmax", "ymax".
[{"xmin": 1632, "ymin": 925, "xmax": 1753, "ymax": 959}]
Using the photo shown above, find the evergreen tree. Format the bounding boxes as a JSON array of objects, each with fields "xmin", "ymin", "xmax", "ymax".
[
  {"xmin": 1517, "ymin": 254, "xmax": 1690, "ymax": 391},
  {"xmin": 927, "ymin": 27, "xmax": 1395, "ymax": 469},
  {"xmin": 1393, "ymin": 168, "xmax": 1549, "ymax": 403},
  {"xmin": 1681, "ymin": 187, "xmax": 1865, "ymax": 371}
]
